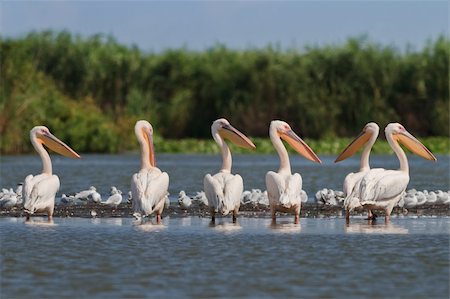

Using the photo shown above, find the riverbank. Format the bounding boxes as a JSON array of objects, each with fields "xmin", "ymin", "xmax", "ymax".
[{"xmin": 1, "ymin": 202, "xmax": 449, "ymax": 219}]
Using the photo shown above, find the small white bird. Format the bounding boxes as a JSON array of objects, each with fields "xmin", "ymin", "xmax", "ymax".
[
  {"xmin": 415, "ymin": 191, "xmax": 427, "ymax": 205},
  {"xmin": 178, "ymin": 190, "xmax": 192, "ymax": 209},
  {"xmin": 127, "ymin": 191, "xmax": 132, "ymax": 204},
  {"xmin": 315, "ymin": 188, "xmax": 339, "ymax": 206},
  {"xmin": 258, "ymin": 190, "xmax": 270, "ymax": 206},
  {"xmin": 193, "ymin": 191, "xmax": 208, "ymax": 206},
  {"xmin": 102, "ymin": 190, "xmax": 122, "ymax": 208},
  {"xmin": 240, "ymin": 190, "xmax": 252, "ymax": 204},
  {"xmin": 425, "ymin": 191, "xmax": 437, "ymax": 204},
  {"xmin": 75, "ymin": 186, "xmax": 97, "ymax": 201},
  {"xmin": 0, "ymin": 193, "xmax": 18, "ymax": 209},
  {"xmin": 60, "ymin": 194, "xmax": 76, "ymax": 204},
  {"xmin": 88, "ymin": 191, "xmax": 102, "ymax": 203},
  {"xmin": 90, "ymin": 210, "xmax": 97, "ymax": 218},
  {"xmin": 403, "ymin": 192, "xmax": 417, "ymax": 208},
  {"xmin": 436, "ymin": 190, "xmax": 450, "ymax": 204}
]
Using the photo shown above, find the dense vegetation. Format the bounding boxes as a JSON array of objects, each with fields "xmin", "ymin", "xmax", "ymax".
[{"xmin": 1, "ymin": 31, "xmax": 448, "ymax": 154}]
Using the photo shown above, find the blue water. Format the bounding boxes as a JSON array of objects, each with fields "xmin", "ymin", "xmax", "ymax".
[
  {"xmin": 0, "ymin": 154, "xmax": 448, "ymax": 200},
  {"xmin": 1, "ymin": 154, "xmax": 449, "ymax": 298},
  {"xmin": 1, "ymin": 217, "xmax": 449, "ymax": 298}
]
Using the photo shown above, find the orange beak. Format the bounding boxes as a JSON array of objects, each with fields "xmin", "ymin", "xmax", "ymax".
[{"xmin": 280, "ymin": 130, "xmax": 321, "ymax": 163}]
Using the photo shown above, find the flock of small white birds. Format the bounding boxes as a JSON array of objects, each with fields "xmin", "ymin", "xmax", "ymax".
[{"xmin": 1, "ymin": 184, "xmax": 449, "ymax": 211}]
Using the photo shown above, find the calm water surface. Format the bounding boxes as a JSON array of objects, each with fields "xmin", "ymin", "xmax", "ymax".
[
  {"xmin": 1, "ymin": 154, "xmax": 448, "ymax": 199},
  {"xmin": 1, "ymin": 217, "xmax": 449, "ymax": 298},
  {"xmin": 1, "ymin": 154, "xmax": 449, "ymax": 298}
]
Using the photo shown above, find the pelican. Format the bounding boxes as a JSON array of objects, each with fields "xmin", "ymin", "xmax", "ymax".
[
  {"xmin": 131, "ymin": 120, "xmax": 169, "ymax": 224},
  {"xmin": 23, "ymin": 126, "xmax": 80, "ymax": 221},
  {"xmin": 349, "ymin": 123, "xmax": 436, "ymax": 222},
  {"xmin": 204, "ymin": 118, "xmax": 256, "ymax": 223},
  {"xmin": 266, "ymin": 120, "xmax": 321, "ymax": 224},
  {"xmin": 334, "ymin": 122, "xmax": 380, "ymax": 221}
]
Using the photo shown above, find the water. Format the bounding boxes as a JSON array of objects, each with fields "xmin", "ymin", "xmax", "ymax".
[
  {"xmin": 1, "ymin": 217, "xmax": 449, "ymax": 298},
  {"xmin": 0, "ymin": 154, "xmax": 448, "ymax": 199},
  {"xmin": 1, "ymin": 154, "xmax": 449, "ymax": 298}
]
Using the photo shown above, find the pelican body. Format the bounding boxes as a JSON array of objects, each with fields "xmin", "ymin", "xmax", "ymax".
[
  {"xmin": 131, "ymin": 120, "xmax": 169, "ymax": 223},
  {"xmin": 23, "ymin": 126, "xmax": 80, "ymax": 221},
  {"xmin": 265, "ymin": 121, "xmax": 321, "ymax": 224},
  {"xmin": 348, "ymin": 123, "xmax": 436, "ymax": 222},
  {"xmin": 204, "ymin": 118, "xmax": 255, "ymax": 223},
  {"xmin": 335, "ymin": 122, "xmax": 380, "ymax": 220}
]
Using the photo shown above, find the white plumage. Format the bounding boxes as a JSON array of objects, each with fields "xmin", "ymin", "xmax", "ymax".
[
  {"xmin": 178, "ymin": 190, "xmax": 192, "ymax": 209},
  {"xmin": 265, "ymin": 120, "xmax": 321, "ymax": 224},
  {"xmin": 23, "ymin": 126, "xmax": 80, "ymax": 221},
  {"xmin": 131, "ymin": 120, "xmax": 169, "ymax": 223},
  {"xmin": 348, "ymin": 123, "xmax": 436, "ymax": 222},
  {"xmin": 203, "ymin": 118, "xmax": 255, "ymax": 223}
]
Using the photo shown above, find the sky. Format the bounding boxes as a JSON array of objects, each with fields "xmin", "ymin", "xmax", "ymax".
[{"xmin": 1, "ymin": 1, "xmax": 448, "ymax": 52}]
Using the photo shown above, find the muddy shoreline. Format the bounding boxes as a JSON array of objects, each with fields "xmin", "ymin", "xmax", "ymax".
[{"xmin": 1, "ymin": 202, "xmax": 449, "ymax": 219}]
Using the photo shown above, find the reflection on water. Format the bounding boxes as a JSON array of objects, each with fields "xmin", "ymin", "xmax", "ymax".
[
  {"xmin": 269, "ymin": 221, "xmax": 302, "ymax": 233},
  {"xmin": 24, "ymin": 218, "xmax": 57, "ymax": 227},
  {"xmin": 345, "ymin": 222, "xmax": 409, "ymax": 234},
  {"xmin": 209, "ymin": 222, "xmax": 242, "ymax": 232},
  {"xmin": 133, "ymin": 222, "xmax": 166, "ymax": 232},
  {"xmin": 1, "ymin": 217, "xmax": 449, "ymax": 298}
]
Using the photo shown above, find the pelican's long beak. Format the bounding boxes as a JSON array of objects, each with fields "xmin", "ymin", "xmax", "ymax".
[
  {"xmin": 335, "ymin": 130, "xmax": 372, "ymax": 163},
  {"xmin": 395, "ymin": 131, "xmax": 437, "ymax": 161},
  {"xmin": 40, "ymin": 132, "xmax": 80, "ymax": 159},
  {"xmin": 219, "ymin": 124, "xmax": 256, "ymax": 150},
  {"xmin": 280, "ymin": 130, "xmax": 321, "ymax": 163},
  {"xmin": 143, "ymin": 129, "xmax": 156, "ymax": 167}
]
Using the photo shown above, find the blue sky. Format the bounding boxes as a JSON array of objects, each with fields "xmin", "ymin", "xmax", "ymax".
[{"xmin": 1, "ymin": 1, "xmax": 448, "ymax": 52}]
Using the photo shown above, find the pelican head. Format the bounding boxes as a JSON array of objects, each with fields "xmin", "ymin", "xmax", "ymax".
[
  {"xmin": 335, "ymin": 122, "xmax": 379, "ymax": 163},
  {"xmin": 31, "ymin": 126, "xmax": 80, "ymax": 158},
  {"xmin": 212, "ymin": 118, "xmax": 256, "ymax": 149},
  {"xmin": 270, "ymin": 120, "xmax": 321, "ymax": 163},
  {"xmin": 135, "ymin": 120, "xmax": 156, "ymax": 167},
  {"xmin": 386, "ymin": 123, "xmax": 437, "ymax": 161}
]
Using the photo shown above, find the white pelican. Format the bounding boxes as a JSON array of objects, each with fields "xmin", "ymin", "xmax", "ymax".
[
  {"xmin": 204, "ymin": 118, "xmax": 256, "ymax": 223},
  {"xmin": 349, "ymin": 123, "xmax": 436, "ymax": 222},
  {"xmin": 23, "ymin": 126, "xmax": 80, "ymax": 221},
  {"xmin": 266, "ymin": 120, "xmax": 321, "ymax": 224},
  {"xmin": 131, "ymin": 120, "xmax": 169, "ymax": 224},
  {"xmin": 334, "ymin": 122, "xmax": 380, "ymax": 220}
]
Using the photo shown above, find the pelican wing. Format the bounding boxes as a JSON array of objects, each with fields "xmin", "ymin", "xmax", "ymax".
[
  {"xmin": 266, "ymin": 171, "xmax": 285, "ymax": 205},
  {"xmin": 359, "ymin": 170, "xmax": 409, "ymax": 203},
  {"xmin": 204, "ymin": 173, "xmax": 224, "ymax": 213},
  {"xmin": 222, "ymin": 174, "xmax": 243, "ymax": 214},
  {"xmin": 23, "ymin": 174, "xmax": 60, "ymax": 214},
  {"xmin": 131, "ymin": 169, "xmax": 169, "ymax": 216}
]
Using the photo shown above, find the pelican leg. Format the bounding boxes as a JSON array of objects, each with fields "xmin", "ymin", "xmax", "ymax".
[
  {"xmin": 156, "ymin": 214, "xmax": 162, "ymax": 224},
  {"xmin": 271, "ymin": 207, "xmax": 276, "ymax": 224},
  {"xmin": 294, "ymin": 206, "xmax": 300, "ymax": 224},
  {"xmin": 367, "ymin": 209, "xmax": 377, "ymax": 221},
  {"xmin": 211, "ymin": 210, "xmax": 216, "ymax": 224},
  {"xmin": 232, "ymin": 212, "xmax": 237, "ymax": 223},
  {"xmin": 345, "ymin": 209, "xmax": 350, "ymax": 224},
  {"xmin": 47, "ymin": 207, "xmax": 54, "ymax": 222}
]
